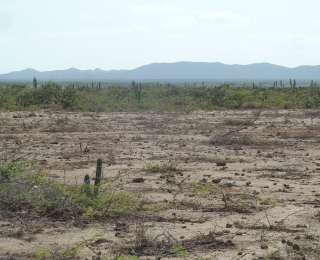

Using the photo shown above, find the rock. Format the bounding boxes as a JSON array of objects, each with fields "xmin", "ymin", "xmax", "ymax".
[
  {"xmin": 261, "ymin": 244, "xmax": 268, "ymax": 249},
  {"xmin": 212, "ymin": 179, "xmax": 221, "ymax": 184},
  {"xmin": 216, "ymin": 161, "xmax": 226, "ymax": 166},
  {"xmin": 132, "ymin": 178, "xmax": 144, "ymax": 183}
]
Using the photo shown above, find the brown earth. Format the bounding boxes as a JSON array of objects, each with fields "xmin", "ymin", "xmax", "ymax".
[{"xmin": 1, "ymin": 109, "xmax": 320, "ymax": 259}]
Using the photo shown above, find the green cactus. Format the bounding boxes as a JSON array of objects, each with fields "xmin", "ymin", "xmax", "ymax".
[
  {"xmin": 94, "ymin": 158, "xmax": 103, "ymax": 196},
  {"xmin": 84, "ymin": 174, "xmax": 90, "ymax": 185},
  {"xmin": 132, "ymin": 81, "xmax": 142, "ymax": 105},
  {"xmin": 82, "ymin": 174, "xmax": 91, "ymax": 196},
  {"xmin": 95, "ymin": 158, "xmax": 102, "ymax": 186},
  {"xmin": 281, "ymin": 239, "xmax": 305, "ymax": 259}
]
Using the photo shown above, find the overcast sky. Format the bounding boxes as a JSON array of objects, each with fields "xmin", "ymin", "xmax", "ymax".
[{"xmin": 1, "ymin": 0, "xmax": 320, "ymax": 73}]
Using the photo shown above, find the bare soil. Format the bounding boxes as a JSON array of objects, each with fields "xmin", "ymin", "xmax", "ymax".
[{"xmin": 1, "ymin": 109, "xmax": 320, "ymax": 259}]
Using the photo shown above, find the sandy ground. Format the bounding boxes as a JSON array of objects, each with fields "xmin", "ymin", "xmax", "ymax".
[{"xmin": 0, "ymin": 109, "xmax": 320, "ymax": 259}]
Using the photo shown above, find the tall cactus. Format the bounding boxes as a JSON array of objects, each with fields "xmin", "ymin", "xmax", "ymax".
[
  {"xmin": 132, "ymin": 81, "xmax": 142, "ymax": 105},
  {"xmin": 95, "ymin": 158, "xmax": 102, "ymax": 186},
  {"xmin": 33, "ymin": 76, "xmax": 37, "ymax": 88},
  {"xmin": 94, "ymin": 158, "xmax": 103, "ymax": 196}
]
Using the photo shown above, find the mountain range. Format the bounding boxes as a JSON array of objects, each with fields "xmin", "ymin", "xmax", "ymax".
[{"xmin": 0, "ymin": 62, "xmax": 319, "ymax": 82}]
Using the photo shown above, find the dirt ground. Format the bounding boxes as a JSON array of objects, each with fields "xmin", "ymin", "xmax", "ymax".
[{"xmin": 1, "ymin": 109, "xmax": 320, "ymax": 259}]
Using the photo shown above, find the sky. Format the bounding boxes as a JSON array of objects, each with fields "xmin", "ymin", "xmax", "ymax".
[{"xmin": 1, "ymin": 0, "xmax": 320, "ymax": 73}]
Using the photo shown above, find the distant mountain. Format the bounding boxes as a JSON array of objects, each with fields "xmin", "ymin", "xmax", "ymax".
[{"xmin": 0, "ymin": 62, "xmax": 320, "ymax": 81}]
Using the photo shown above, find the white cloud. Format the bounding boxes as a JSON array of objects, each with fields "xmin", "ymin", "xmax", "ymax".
[
  {"xmin": 169, "ymin": 15, "xmax": 194, "ymax": 28},
  {"xmin": 0, "ymin": 36, "xmax": 12, "ymax": 43},
  {"xmin": 311, "ymin": 19, "xmax": 320, "ymax": 26},
  {"xmin": 0, "ymin": 13, "xmax": 12, "ymax": 30},
  {"xmin": 194, "ymin": 11, "xmax": 249, "ymax": 24},
  {"xmin": 253, "ymin": 33, "xmax": 320, "ymax": 50},
  {"xmin": 108, "ymin": 25, "xmax": 149, "ymax": 35},
  {"xmin": 132, "ymin": 4, "xmax": 183, "ymax": 15},
  {"xmin": 168, "ymin": 11, "xmax": 250, "ymax": 28},
  {"xmin": 170, "ymin": 33, "xmax": 183, "ymax": 39},
  {"xmin": 29, "ymin": 25, "xmax": 149, "ymax": 39},
  {"xmin": 48, "ymin": 42, "xmax": 103, "ymax": 52}
]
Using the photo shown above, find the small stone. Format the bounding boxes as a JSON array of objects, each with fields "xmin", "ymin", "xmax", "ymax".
[
  {"xmin": 212, "ymin": 179, "xmax": 221, "ymax": 183},
  {"xmin": 132, "ymin": 178, "xmax": 144, "ymax": 183},
  {"xmin": 216, "ymin": 161, "xmax": 226, "ymax": 166},
  {"xmin": 261, "ymin": 244, "xmax": 268, "ymax": 249}
]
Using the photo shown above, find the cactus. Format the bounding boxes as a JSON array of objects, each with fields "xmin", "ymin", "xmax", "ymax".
[
  {"xmin": 94, "ymin": 158, "xmax": 103, "ymax": 196},
  {"xmin": 95, "ymin": 158, "xmax": 102, "ymax": 186},
  {"xmin": 281, "ymin": 239, "xmax": 305, "ymax": 258},
  {"xmin": 81, "ymin": 174, "xmax": 91, "ymax": 195},
  {"xmin": 132, "ymin": 81, "xmax": 142, "ymax": 105},
  {"xmin": 33, "ymin": 76, "xmax": 37, "ymax": 88},
  {"xmin": 290, "ymin": 79, "xmax": 292, "ymax": 87},
  {"xmin": 84, "ymin": 174, "xmax": 90, "ymax": 184}
]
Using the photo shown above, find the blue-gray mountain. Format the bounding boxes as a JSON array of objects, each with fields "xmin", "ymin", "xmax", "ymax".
[{"xmin": 1, "ymin": 62, "xmax": 319, "ymax": 81}]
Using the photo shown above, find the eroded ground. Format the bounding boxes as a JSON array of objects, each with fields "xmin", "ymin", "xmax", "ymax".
[{"xmin": 1, "ymin": 109, "xmax": 320, "ymax": 259}]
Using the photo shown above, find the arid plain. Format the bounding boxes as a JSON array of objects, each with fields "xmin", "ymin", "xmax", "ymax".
[{"xmin": 1, "ymin": 109, "xmax": 320, "ymax": 259}]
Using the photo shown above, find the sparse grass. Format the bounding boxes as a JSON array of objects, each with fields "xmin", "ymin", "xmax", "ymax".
[
  {"xmin": 259, "ymin": 198, "xmax": 278, "ymax": 206},
  {"xmin": 142, "ymin": 202, "xmax": 174, "ymax": 213},
  {"xmin": 0, "ymin": 150, "xmax": 140, "ymax": 219},
  {"xmin": 146, "ymin": 163, "xmax": 181, "ymax": 173},
  {"xmin": 225, "ymin": 118, "xmax": 254, "ymax": 126},
  {"xmin": 191, "ymin": 182, "xmax": 218, "ymax": 195}
]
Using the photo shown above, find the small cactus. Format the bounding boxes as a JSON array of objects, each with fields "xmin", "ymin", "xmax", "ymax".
[
  {"xmin": 84, "ymin": 174, "xmax": 90, "ymax": 185},
  {"xmin": 82, "ymin": 174, "xmax": 91, "ymax": 195},
  {"xmin": 281, "ymin": 239, "xmax": 305, "ymax": 258}
]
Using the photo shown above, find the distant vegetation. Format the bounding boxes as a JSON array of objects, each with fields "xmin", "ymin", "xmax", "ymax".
[{"xmin": 1, "ymin": 82, "xmax": 320, "ymax": 111}]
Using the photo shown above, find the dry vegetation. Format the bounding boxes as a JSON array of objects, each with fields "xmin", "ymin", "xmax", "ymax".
[{"xmin": 1, "ymin": 108, "xmax": 320, "ymax": 259}]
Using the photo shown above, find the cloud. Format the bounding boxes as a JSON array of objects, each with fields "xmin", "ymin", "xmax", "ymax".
[
  {"xmin": 170, "ymin": 33, "xmax": 184, "ymax": 39},
  {"xmin": 169, "ymin": 11, "xmax": 250, "ymax": 28},
  {"xmin": 194, "ymin": 11, "xmax": 249, "ymax": 24},
  {"xmin": 132, "ymin": 4, "xmax": 183, "ymax": 15},
  {"xmin": 0, "ymin": 13, "xmax": 12, "ymax": 30},
  {"xmin": 29, "ymin": 25, "xmax": 149, "ymax": 39},
  {"xmin": 311, "ymin": 19, "xmax": 320, "ymax": 26},
  {"xmin": 250, "ymin": 33, "xmax": 320, "ymax": 54},
  {"xmin": 48, "ymin": 42, "xmax": 102, "ymax": 52}
]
